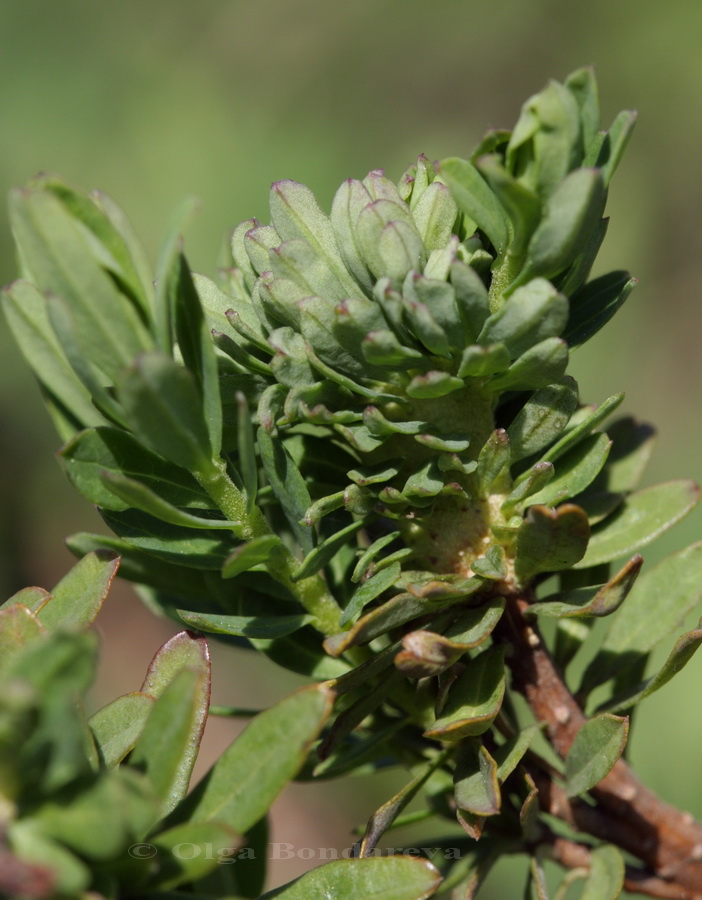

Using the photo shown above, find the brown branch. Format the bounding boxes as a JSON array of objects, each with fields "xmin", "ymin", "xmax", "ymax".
[
  {"xmin": 543, "ymin": 832, "xmax": 700, "ymax": 900},
  {"xmin": 496, "ymin": 594, "xmax": 702, "ymax": 898}
]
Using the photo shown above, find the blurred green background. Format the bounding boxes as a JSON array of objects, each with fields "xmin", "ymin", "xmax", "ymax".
[{"xmin": 1, "ymin": 1, "xmax": 701, "ymax": 895}]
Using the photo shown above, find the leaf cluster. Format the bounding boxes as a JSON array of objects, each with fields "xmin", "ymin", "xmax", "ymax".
[{"xmin": 3, "ymin": 68, "xmax": 702, "ymax": 899}]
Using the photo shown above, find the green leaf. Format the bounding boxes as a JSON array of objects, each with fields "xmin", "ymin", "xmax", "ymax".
[
  {"xmin": 602, "ymin": 417, "xmax": 656, "ymax": 493},
  {"xmin": 360, "ymin": 752, "xmax": 449, "ymax": 854},
  {"xmin": 507, "ymin": 377, "xmax": 579, "ymax": 462},
  {"xmin": 141, "ymin": 630, "xmax": 211, "ymax": 698},
  {"xmin": 169, "ymin": 253, "xmax": 222, "ymax": 456},
  {"xmin": 424, "ymin": 647, "xmax": 505, "ymax": 741},
  {"xmin": 525, "ymin": 432, "xmax": 611, "ymax": 507},
  {"xmin": 153, "ymin": 195, "xmax": 199, "ymax": 353},
  {"xmin": 60, "ymin": 426, "xmax": 213, "ymax": 512},
  {"xmin": 565, "ymin": 271, "xmax": 637, "ymax": 348},
  {"xmin": 326, "ymin": 579, "xmax": 483, "ymax": 656},
  {"xmin": 515, "ymin": 504, "xmax": 590, "ymax": 583},
  {"xmin": 330, "ymin": 178, "xmax": 375, "ymax": 293},
  {"xmin": 596, "ymin": 109, "xmax": 638, "ymax": 186},
  {"xmin": 476, "ymin": 429, "xmax": 510, "ymax": 494},
  {"xmin": 527, "ymin": 554, "xmax": 642, "ymax": 618},
  {"xmin": 33, "ymin": 767, "xmax": 157, "ymax": 861},
  {"xmin": 2, "ymin": 280, "xmax": 107, "ymax": 430},
  {"xmin": 36, "ymin": 550, "xmax": 119, "ymax": 632},
  {"xmin": 580, "ymin": 543, "xmax": 702, "ymax": 691},
  {"xmin": 170, "ymin": 684, "xmax": 333, "ymax": 833},
  {"xmin": 602, "ymin": 619, "xmax": 702, "ymax": 713},
  {"xmin": 579, "ymin": 844, "xmax": 624, "ymax": 900},
  {"xmin": 176, "ymin": 610, "xmax": 313, "ymax": 640},
  {"xmin": 0, "ymin": 604, "xmax": 45, "ymax": 674},
  {"xmin": 292, "ymin": 519, "xmax": 366, "ymax": 581},
  {"xmin": 41, "ymin": 176, "xmax": 154, "ymax": 317},
  {"xmin": 540, "ymin": 393, "xmax": 624, "ymax": 464},
  {"xmin": 1, "ymin": 585, "xmax": 50, "ymax": 613},
  {"xmin": 575, "ymin": 481, "xmax": 700, "ymax": 568},
  {"xmin": 258, "ymin": 427, "xmax": 314, "ymax": 554},
  {"xmin": 9, "ymin": 186, "xmax": 151, "ymax": 379},
  {"xmin": 522, "ymin": 169, "xmax": 605, "ymax": 282},
  {"xmin": 406, "ymin": 371, "xmax": 464, "ymax": 400},
  {"xmin": 259, "ymin": 856, "xmax": 441, "ymax": 900},
  {"xmin": 117, "ymin": 351, "xmax": 216, "ymax": 477},
  {"xmin": 99, "ymin": 470, "xmax": 242, "ymax": 532},
  {"xmin": 236, "ymin": 392, "xmax": 259, "ymax": 514},
  {"xmin": 252, "ymin": 630, "xmax": 350, "ymax": 680},
  {"xmin": 486, "ymin": 337, "xmax": 568, "ymax": 392},
  {"xmin": 493, "ymin": 726, "xmax": 539, "ymax": 783},
  {"xmin": 395, "ymin": 599, "xmax": 504, "ymax": 678},
  {"xmin": 66, "ymin": 531, "xmax": 212, "ymax": 601},
  {"xmin": 440, "ymin": 157, "xmax": 508, "ymax": 256},
  {"xmin": 101, "ymin": 508, "xmax": 233, "ymax": 569},
  {"xmin": 146, "ymin": 821, "xmax": 242, "ymax": 891},
  {"xmin": 89, "ymin": 692, "xmax": 155, "ymax": 767},
  {"xmin": 453, "ymin": 740, "xmax": 500, "ymax": 816},
  {"xmin": 565, "ymin": 714, "xmax": 628, "ymax": 797},
  {"xmin": 131, "ymin": 666, "xmax": 210, "ymax": 818},
  {"xmin": 222, "ymin": 535, "xmax": 283, "ymax": 579},
  {"xmin": 475, "ymin": 154, "xmax": 541, "ymax": 258},
  {"xmin": 478, "ymin": 280, "xmax": 569, "ymax": 360},
  {"xmin": 341, "ymin": 562, "xmax": 402, "ymax": 627},
  {"xmin": 269, "ymin": 180, "xmax": 360, "ymax": 297}
]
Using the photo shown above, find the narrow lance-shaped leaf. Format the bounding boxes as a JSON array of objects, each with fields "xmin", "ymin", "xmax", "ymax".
[
  {"xmin": 168, "ymin": 684, "xmax": 333, "ymax": 834},
  {"xmin": 360, "ymin": 751, "xmax": 449, "ymax": 855},
  {"xmin": 176, "ymin": 610, "xmax": 313, "ymax": 640},
  {"xmin": 453, "ymin": 740, "xmax": 500, "ymax": 817},
  {"xmin": 258, "ymin": 857, "xmax": 442, "ymax": 900},
  {"xmin": 565, "ymin": 714, "xmax": 628, "ymax": 798},
  {"xmin": 59, "ymin": 426, "xmax": 213, "ymax": 512},
  {"xmin": 221, "ymin": 534, "xmax": 283, "ymax": 579},
  {"xmin": 601, "ymin": 619, "xmax": 702, "ymax": 713},
  {"xmin": 9, "ymin": 187, "xmax": 151, "ymax": 379},
  {"xmin": 439, "ymin": 157, "xmax": 508, "ymax": 256},
  {"xmin": 99, "ymin": 470, "xmax": 243, "ymax": 533},
  {"xmin": 575, "ymin": 480, "xmax": 700, "ymax": 568},
  {"xmin": 169, "ymin": 251, "xmax": 223, "ymax": 456},
  {"xmin": 117, "ymin": 351, "xmax": 217, "ymax": 477},
  {"xmin": 580, "ymin": 542, "xmax": 702, "ymax": 692},
  {"xmin": 507, "ymin": 377, "xmax": 579, "ymax": 463},
  {"xmin": 424, "ymin": 647, "xmax": 505, "ymax": 741},
  {"xmin": 258, "ymin": 427, "xmax": 315, "ymax": 554},
  {"xmin": 88, "ymin": 692, "xmax": 155, "ymax": 768},
  {"xmin": 131, "ymin": 664, "xmax": 210, "ymax": 819},
  {"xmin": 2, "ymin": 280, "xmax": 107, "ymax": 431},
  {"xmin": 527, "ymin": 554, "xmax": 642, "ymax": 618},
  {"xmin": 36, "ymin": 550, "xmax": 120, "ymax": 633},
  {"xmin": 153, "ymin": 195, "xmax": 199, "ymax": 354}
]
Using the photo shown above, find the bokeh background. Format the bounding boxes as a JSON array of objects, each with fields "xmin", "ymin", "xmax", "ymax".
[{"xmin": 1, "ymin": 1, "xmax": 701, "ymax": 895}]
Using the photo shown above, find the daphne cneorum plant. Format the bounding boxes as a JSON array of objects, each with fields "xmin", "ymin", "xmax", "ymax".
[{"xmin": 2, "ymin": 66, "xmax": 702, "ymax": 899}]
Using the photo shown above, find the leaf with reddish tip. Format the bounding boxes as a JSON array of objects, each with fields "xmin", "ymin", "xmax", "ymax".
[
  {"xmin": 170, "ymin": 683, "xmax": 334, "ymax": 834},
  {"xmin": 0, "ymin": 604, "xmax": 45, "ymax": 673},
  {"xmin": 141, "ymin": 630, "xmax": 211, "ymax": 698},
  {"xmin": 36, "ymin": 551, "xmax": 120, "ymax": 633},
  {"xmin": 528, "ymin": 554, "xmax": 642, "ymax": 618}
]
